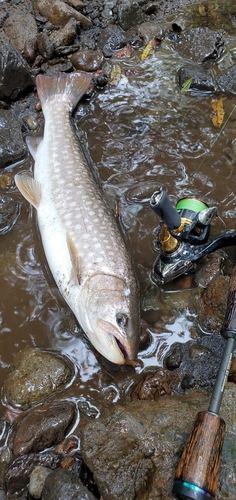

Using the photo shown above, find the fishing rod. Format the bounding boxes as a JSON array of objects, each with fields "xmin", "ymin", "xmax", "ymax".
[{"xmin": 172, "ymin": 260, "xmax": 236, "ymax": 500}]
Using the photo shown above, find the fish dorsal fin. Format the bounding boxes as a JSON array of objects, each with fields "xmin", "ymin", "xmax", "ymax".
[
  {"xmin": 66, "ymin": 233, "xmax": 81, "ymax": 285},
  {"xmin": 26, "ymin": 134, "xmax": 43, "ymax": 160},
  {"xmin": 14, "ymin": 174, "xmax": 41, "ymax": 209}
]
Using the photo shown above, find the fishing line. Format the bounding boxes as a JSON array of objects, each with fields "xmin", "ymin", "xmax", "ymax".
[{"xmin": 192, "ymin": 103, "xmax": 236, "ymax": 179}]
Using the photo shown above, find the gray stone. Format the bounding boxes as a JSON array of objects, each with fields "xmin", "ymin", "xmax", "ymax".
[
  {"xmin": 4, "ymin": 347, "xmax": 74, "ymax": 408},
  {"xmin": 0, "ymin": 45, "xmax": 34, "ymax": 101},
  {"xmin": 217, "ymin": 65, "xmax": 236, "ymax": 96},
  {"xmin": 0, "ymin": 108, "xmax": 26, "ymax": 167},
  {"xmin": 3, "ymin": 12, "xmax": 38, "ymax": 52},
  {"xmin": 117, "ymin": 2, "xmax": 145, "ymax": 31},
  {"xmin": 29, "ymin": 466, "xmax": 52, "ymax": 499},
  {"xmin": 42, "ymin": 468, "xmax": 97, "ymax": 500},
  {"xmin": 174, "ymin": 27, "xmax": 225, "ymax": 63}
]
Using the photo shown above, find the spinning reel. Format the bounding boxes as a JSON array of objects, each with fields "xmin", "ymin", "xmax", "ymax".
[{"xmin": 150, "ymin": 186, "xmax": 236, "ymax": 284}]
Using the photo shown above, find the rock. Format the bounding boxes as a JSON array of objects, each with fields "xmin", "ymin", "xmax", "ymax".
[
  {"xmin": 81, "ymin": 387, "xmax": 236, "ymax": 500},
  {"xmin": 137, "ymin": 21, "xmax": 163, "ymax": 44},
  {"xmin": 97, "ymin": 24, "xmax": 127, "ymax": 54},
  {"xmin": 117, "ymin": 2, "xmax": 145, "ymax": 31},
  {"xmin": 4, "ymin": 347, "xmax": 74, "ymax": 408},
  {"xmin": 5, "ymin": 452, "xmax": 61, "ymax": 496},
  {"xmin": 13, "ymin": 400, "xmax": 76, "ymax": 455},
  {"xmin": 70, "ymin": 49, "xmax": 103, "ymax": 72},
  {"xmin": 216, "ymin": 65, "xmax": 236, "ymax": 96},
  {"xmin": 0, "ymin": 194, "xmax": 21, "ymax": 234},
  {"xmin": 49, "ymin": 18, "xmax": 78, "ymax": 49},
  {"xmin": 174, "ymin": 27, "xmax": 225, "ymax": 63},
  {"xmin": 33, "ymin": 0, "xmax": 92, "ymax": 29},
  {"xmin": 29, "ymin": 466, "xmax": 52, "ymax": 499},
  {"xmin": 0, "ymin": 45, "xmax": 34, "ymax": 101},
  {"xmin": 67, "ymin": 0, "xmax": 84, "ymax": 8},
  {"xmin": 165, "ymin": 343, "xmax": 183, "ymax": 370},
  {"xmin": 41, "ymin": 468, "xmax": 97, "ymax": 500},
  {"xmin": 22, "ymin": 114, "xmax": 38, "ymax": 131},
  {"xmin": 131, "ymin": 368, "xmax": 179, "ymax": 400},
  {"xmin": 198, "ymin": 275, "xmax": 229, "ymax": 333},
  {"xmin": 177, "ymin": 63, "xmax": 216, "ymax": 94},
  {"xmin": 24, "ymin": 38, "xmax": 38, "ymax": 64},
  {"xmin": 0, "ymin": 108, "xmax": 26, "ymax": 167},
  {"xmin": 195, "ymin": 251, "xmax": 224, "ymax": 288},
  {"xmin": 3, "ymin": 12, "xmax": 38, "ymax": 52},
  {"xmin": 37, "ymin": 32, "xmax": 55, "ymax": 59}
]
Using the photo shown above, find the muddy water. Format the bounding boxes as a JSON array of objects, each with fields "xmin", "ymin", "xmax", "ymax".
[{"xmin": 1, "ymin": 34, "xmax": 236, "ymax": 419}]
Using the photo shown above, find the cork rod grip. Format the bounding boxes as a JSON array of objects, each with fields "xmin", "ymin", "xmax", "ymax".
[{"xmin": 221, "ymin": 264, "xmax": 236, "ymax": 334}]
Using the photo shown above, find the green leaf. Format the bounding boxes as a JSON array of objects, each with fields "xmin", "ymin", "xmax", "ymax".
[{"xmin": 180, "ymin": 77, "xmax": 193, "ymax": 95}]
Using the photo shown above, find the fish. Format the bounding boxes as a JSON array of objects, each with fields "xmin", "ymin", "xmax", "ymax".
[{"xmin": 15, "ymin": 72, "xmax": 140, "ymax": 365}]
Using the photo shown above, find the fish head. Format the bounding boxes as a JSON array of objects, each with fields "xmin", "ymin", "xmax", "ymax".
[{"xmin": 79, "ymin": 273, "xmax": 140, "ymax": 365}]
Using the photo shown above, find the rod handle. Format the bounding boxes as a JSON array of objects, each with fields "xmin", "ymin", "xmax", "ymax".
[
  {"xmin": 221, "ymin": 264, "xmax": 236, "ymax": 337},
  {"xmin": 173, "ymin": 411, "xmax": 225, "ymax": 499}
]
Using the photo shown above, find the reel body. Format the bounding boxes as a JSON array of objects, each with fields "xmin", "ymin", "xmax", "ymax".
[{"xmin": 150, "ymin": 187, "xmax": 236, "ymax": 284}]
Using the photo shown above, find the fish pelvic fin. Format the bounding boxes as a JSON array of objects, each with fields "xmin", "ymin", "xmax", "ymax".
[
  {"xmin": 36, "ymin": 73, "xmax": 92, "ymax": 111},
  {"xmin": 66, "ymin": 233, "xmax": 81, "ymax": 285},
  {"xmin": 26, "ymin": 134, "xmax": 43, "ymax": 161},
  {"xmin": 15, "ymin": 174, "xmax": 41, "ymax": 209}
]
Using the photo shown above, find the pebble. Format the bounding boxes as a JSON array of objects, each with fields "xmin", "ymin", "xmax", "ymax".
[
  {"xmin": 37, "ymin": 32, "xmax": 55, "ymax": 59},
  {"xmin": 29, "ymin": 466, "xmax": 52, "ymax": 499},
  {"xmin": 22, "ymin": 114, "xmax": 38, "ymax": 131},
  {"xmin": 49, "ymin": 18, "xmax": 78, "ymax": 49},
  {"xmin": 70, "ymin": 49, "xmax": 103, "ymax": 71}
]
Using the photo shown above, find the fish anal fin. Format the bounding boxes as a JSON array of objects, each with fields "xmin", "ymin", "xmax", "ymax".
[
  {"xmin": 14, "ymin": 174, "xmax": 41, "ymax": 209},
  {"xmin": 26, "ymin": 134, "xmax": 43, "ymax": 160},
  {"xmin": 66, "ymin": 233, "xmax": 81, "ymax": 285}
]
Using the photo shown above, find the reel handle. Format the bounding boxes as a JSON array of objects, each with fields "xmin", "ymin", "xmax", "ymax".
[{"xmin": 150, "ymin": 187, "xmax": 181, "ymax": 230}]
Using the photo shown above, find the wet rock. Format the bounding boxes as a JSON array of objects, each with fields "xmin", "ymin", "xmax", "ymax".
[
  {"xmin": 4, "ymin": 347, "xmax": 74, "ymax": 408},
  {"xmin": 97, "ymin": 24, "xmax": 127, "ymax": 54},
  {"xmin": 168, "ymin": 334, "xmax": 225, "ymax": 392},
  {"xmin": 13, "ymin": 400, "xmax": 76, "ymax": 455},
  {"xmin": 33, "ymin": 0, "xmax": 92, "ymax": 29},
  {"xmin": 3, "ymin": 12, "xmax": 38, "ymax": 52},
  {"xmin": 67, "ymin": 0, "xmax": 84, "ymax": 8},
  {"xmin": 5, "ymin": 452, "xmax": 61, "ymax": 496},
  {"xmin": 24, "ymin": 38, "xmax": 38, "ymax": 64},
  {"xmin": 195, "ymin": 251, "xmax": 224, "ymax": 288},
  {"xmin": 81, "ymin": 386, "xmax": 236, "ymax": 500},
  {"xmin": 0, "ymin": 108, "xmax": 26, "ymax": 167},
  {"xmin": 42, "ymin": 468, "xmax": 97, "ymax": 500},
  {"xmin": 165, "ymin": 343, "xmax": 183, "ymax": 370},
  {"xmin": 131, "ymin": 368, "xmax": 179, "ymax": 400},
  {"xmin": 29, "ymin": 466, "xmax": 52, "ymax": 499},
  {"xmin": 198, "ymin": 275, "xmax": 229, "ymax": 333},
  {"xmin": 0, "ymin": 45, "xmax": 34, "ymax": 101},
  {"xmin": 229, "ymin": 357, "xmax": 236, "ymax": 383},
  {"xmin": 174, "ymin": 27, "xmax": 225, "ymax": 63},
  {"xmin": 216, "ymin": 65, "xmax": 236, "ymax": 96},
  {"xmin": 117, "ymin": 2, "xmax": 145, "ymax": 31},
  {"xmin": 0, "ymin": 194, "xmax": 21, "ymax": 234},
  {"xmin": 49, "ymin": 18, "xmax": 78, "ymax": 49},
  {"xmin": 177, "ymin": 63, "xmax": 216, "ymax": 94},
  {"xmin": 70, "ymin": 49, "xmax": 103, "ymax": 72},
  {"xmin": 137, "ymin": 21, "xmax": 163, "ymax": 45},
  {"xmin": 37, "ymin": 32, "xmax": 54, "ymax": 59}
]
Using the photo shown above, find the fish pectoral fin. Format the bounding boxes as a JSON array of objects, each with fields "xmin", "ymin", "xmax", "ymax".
[
  {"xmin": 66, "ymin": 233, "xmax": 81, "ymax": 285},
  {"xmin": 14, "ymin": 174, "xmax": 41, "ymax": 209}
]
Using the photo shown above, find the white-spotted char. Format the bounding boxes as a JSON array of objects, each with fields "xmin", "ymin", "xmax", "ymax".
[{"xmin": 15, "ymin": 72, "xmax": 140, "ymax": 364}]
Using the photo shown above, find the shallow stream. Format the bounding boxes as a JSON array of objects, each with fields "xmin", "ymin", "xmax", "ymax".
[{"xmin": 1, "ymin": 6, "xmax": 236, "ymax": 425}]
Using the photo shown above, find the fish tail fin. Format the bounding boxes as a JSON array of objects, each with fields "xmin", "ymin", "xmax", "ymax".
[{"xmin": 36, "ymin": 72, "xmax": 92, "ymax": 111}]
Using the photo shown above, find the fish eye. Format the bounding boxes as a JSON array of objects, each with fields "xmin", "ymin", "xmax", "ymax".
[{"xmin": 116, "ymin": 313, "xmax": 128, "ymax": 328}]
